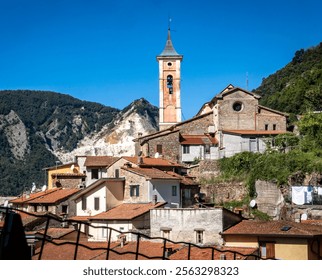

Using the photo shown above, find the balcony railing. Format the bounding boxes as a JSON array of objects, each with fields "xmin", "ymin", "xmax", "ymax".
[{"xmin": 0, "ymin": 206, "xmax": 270, "ymax": 260}]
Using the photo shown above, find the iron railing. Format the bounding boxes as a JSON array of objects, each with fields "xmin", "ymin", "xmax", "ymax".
[{"xmin": 0, "ymin": 206, "xmax": 268, "ymax": 260}]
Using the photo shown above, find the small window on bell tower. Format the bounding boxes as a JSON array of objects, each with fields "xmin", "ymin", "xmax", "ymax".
[{"xmin": 167, "ymin": 75, "xmax": 173, "ymax": 94}]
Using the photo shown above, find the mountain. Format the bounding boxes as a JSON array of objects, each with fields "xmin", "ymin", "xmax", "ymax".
[
  {"xmin": 0, "ymin": 90, "xmax": 158, "ymax": 195},
  {"xmin": 253, "ymin": 42, "xmax": 322, "ymax": 115}
]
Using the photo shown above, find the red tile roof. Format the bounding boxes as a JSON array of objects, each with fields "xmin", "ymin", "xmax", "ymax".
[
  {"xmin": 25, "ymin": 188, "xmax": 81, "ymax": 204},
  {"xmin": 9, "ymin": 188, "xmax": 58, "ymax": 204},
  {"xmin": 180, "ymin": 134, "xmax": 218, "ymax": 145},
  {"xmin": 123, "ymin": 156, "xmax": 182, "ymax": 167},
  {"xmin": 37, "ymin": 227, "xmax": 76, "ymax": 239},
  {"xmin": 169, "ymin": 245, "xmax": 258, "ymax": 260},
  {"xmin": 122, "ymin": 167, "xmax": 181, "ymax": 180},
  {"xmin": 165, "ymin": 171, "xmax": 198, "ymax": 185},
  {"xmin": 89, "ymin": 202, "xmax": 166, "ymax": 220},
  {"xmin": 84, "ymin": 156, "xmax": 119, "ymax": 167},
  {"xmin": 10, "ymin": 188, "xmax": 81, "ymax": 205},
  {"xmin": 51, "ymin": 172, "xmax": 86, "ymax": 178},
  {"xmin": 33, "ymin": 240, "xmax": 258, "ymax": 260},
  {"xmin": 222, "ymin": 130, "xmax": 288, "ymax": 135},
  {"xmin": 222, "ymin": 220, "xmax": 322, "ymax": 237}
]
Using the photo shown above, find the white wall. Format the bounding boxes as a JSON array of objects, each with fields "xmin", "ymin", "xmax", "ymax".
[
  {"xmin": 149, "ymin": 179, "xmax": 180, "ymax": 207},
  {"xmin": 150, "ymin": 208, "xmax": 224, "ymax": 245},
  {"xmin": 89, "ymin": 220, "xmax": 133, "ymax": 242},
  {"xmin": 76, "ymin": 185, "xmax": 106, "ymax": 216}
]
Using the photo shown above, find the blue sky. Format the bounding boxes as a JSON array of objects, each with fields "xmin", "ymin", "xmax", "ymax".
[{"xmin": 1, "ymin": 0, "xmax": 321, "ymax": 119}]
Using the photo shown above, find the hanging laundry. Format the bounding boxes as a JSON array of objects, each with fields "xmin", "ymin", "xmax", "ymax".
[{"xmin": 292, "ymin": 186, "xmax": 305, "ymax": 205}]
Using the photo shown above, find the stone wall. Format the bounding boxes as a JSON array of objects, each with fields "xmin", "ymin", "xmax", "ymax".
[
  {"xmin": 255, "ymin": 180, "xmax": 285, "ymax": 220},
  {"xmin": 200, "ymin": 182, "xmax": 248, "ymax": 204}
]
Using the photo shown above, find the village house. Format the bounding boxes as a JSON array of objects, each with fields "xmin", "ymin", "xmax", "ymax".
[
  {"xmin": 44, "ymin": 162, "xmax": 86, "ymax": 189},
  {"xmin": 87, "ymin": 202, "xmax": 166, "ymax": 242},
  {"xmin": 221, "ymin": 220, "xmax": 322, "ymax": 260},
  {"xmin": 150, "ymin": 206, "xmax": 243, "ymax": 245},
  {"xmin": 9, "ymin": 187, "xmax": 81, "ymax": 218}
]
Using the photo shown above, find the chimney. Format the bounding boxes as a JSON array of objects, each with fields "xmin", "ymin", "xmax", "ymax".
[{"xmin": 152, "ymin": 195, "xmax": 158, "ymax": 205}]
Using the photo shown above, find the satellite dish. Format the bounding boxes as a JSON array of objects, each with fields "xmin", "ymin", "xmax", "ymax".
[
  {"xmin": 41, "ymin": 185, "xmax": 47, "ymax": 192},
  {"xmin": 301, "ymin": 213, "xmax": 308, "ymax": 221},
  {"xmin": 155, "ymin": 152, "xmax": 159, "ymax": 158},
  {"xmin": 70, "ymin": 164, "xmax": 75, "ymax": 171},
  {"xmin": 249, "ymin": 200, "xmax": 257, "ymax": 208},
  {"xmin": 3, "ymin": 200, "xmax": 8, "ymax": 207}
]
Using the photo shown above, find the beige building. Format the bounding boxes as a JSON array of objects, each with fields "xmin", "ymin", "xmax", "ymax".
[{"xmin": 221, "ymin": 220, "xmax": 322, "ymax": 260}]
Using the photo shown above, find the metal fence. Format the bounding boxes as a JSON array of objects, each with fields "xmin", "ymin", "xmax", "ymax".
[{"xmin": 0, "ymin": 206, "xmax": 269, "ymax": 260}]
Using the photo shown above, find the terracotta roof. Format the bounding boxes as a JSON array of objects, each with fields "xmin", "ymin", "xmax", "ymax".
[
  {"xmin": 9, "ymin": 188, "xmax": 58, "ymax": 204},
  {"xmin": 26, "ymin": 188, "xmax": 81, "ymax": 204},
  {"xmin": 51, "ymin": 172, "xmax": 86, "ymax": 178},
  {"xmin": 69, "ymin": 216, "xmax": 91, "ymax": 223},
  {"xmin": 222, "ymin": 129, "xmax": 288, "ymax": 135},
  {"xmin": 84, "ymin": 156, "xmax": 120, "ymax": 167},
  {"xmin": 37, "ymin": 228, "xmax": 76, "ymax": 239},
  {"xmin": 33, "ymin": 240, "xmax": 258, "ymax": 260},
  {"xmin": 180, "ymin": 134, "xmax": 218, "ymax": 145},
  {"xmin": 165, "ymin": 171, "xmax": 198, "ymax": 185},
  {"xmin": 169, "ymin": 245, "xmax": 258, "ymax": 260},
  {"xmin": 301, "ymin": 220, "xmax": 322, "ymax": 226},
  {"xmin": 135, "ymin": 112, "xmax": 213, "ymax": 143},
  {"xmin": 222, "ymin": 220, "xmax": 322, "ymax": 237},
  {"xmin": 122, "ymin": 156, "xmax": 182, "ymax": 167},
  {"xmin": 89, "ymin": 202, "xmax": 166, "ymax": 220},
  {"xmin": 122, "ymin": 167, "xmax": 181, "ymax": 180}
]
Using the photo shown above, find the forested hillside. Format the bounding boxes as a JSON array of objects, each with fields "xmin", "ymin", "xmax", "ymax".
[
  {"xmin": 254, "ymin": 42, "xmax": 322, "ymax": 115},
  {"xmin": 0, "ymin": 90, "xmax": 120, "ymax": 195}
]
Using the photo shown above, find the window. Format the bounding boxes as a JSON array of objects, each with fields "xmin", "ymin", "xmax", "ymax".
[
  {"xmin": 172, "ymin": 185, "xmax": 177, "ymax": 196},
  {"xmin": 130, "ymin": 185, "xmax": 140, "ymax": 197},
  {"xmin": 161, "ymin": 228, "xmax": 172, "ymax": 239},
  {"xmin": 102, "ymin": 227, "xmax": 107, "ymax": 238},
  {"xmin": 81, "ymin": 197, "xmax": 87, "ymax": 210},
  {"xmin": 205, "ymin": 144, "xmax": 210, "ymax": 154},
  {"xmin": 232, "ymin": 101, "xmax": 243, "ymax": 112},
  {"xmin": 115, "ymin": 169, "xmax": 120, "ymax": 178},
  {"xmin": 94, "ymin": 197, "xmax": 100, "ymax": 211},
  {"xmin": 259, "ymin": 242, "xmax": 275, "ymax": 259},
  {"xmin": 91, "ymin": 168, "xmax": 99, "ymax": 179},
  {"xmin": 156, "ymin": 144, "xmax": 163, "ymax": 154},
  {"xmin": 182, "ymin": 145, "xmax": 190, "ymax": 154},
  {"xmin": 273, "ymin": 124, "xmax": 277, "ymax": 130},
  {"xmin": 265, "ymin": 124, "xmax": 269, "ymax": 130},
  {"xmin": 61, "ymin": 205, "xmax": 68, "ymax": 214},
  {"xmin": 195, "ymin": 230, "xmax": 204, "ymax": 244},
  {"xmin": 167, "ymin": 75, "xmax": 173, "ymax": 94},
  {"xmin": 183, "ymin": 189, "xmax": 191, "ymax": 199}
]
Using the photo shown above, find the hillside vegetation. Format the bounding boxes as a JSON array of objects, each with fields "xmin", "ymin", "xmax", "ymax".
[
  {"xmin": 218, "ymin": 42, "xmax": 322, "ymax": 198},
  {"xmin": 254, "ymin": 42, "xmax": 322, "ymax": 116}
]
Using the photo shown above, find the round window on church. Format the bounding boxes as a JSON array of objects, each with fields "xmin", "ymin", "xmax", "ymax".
[
  {"xmin": 167, "ymin": 62, "xmax": 172, "ymax": 67},
  {"xmin": 233, "ymin": 101, "xmax": 243, "ymax": 112}
]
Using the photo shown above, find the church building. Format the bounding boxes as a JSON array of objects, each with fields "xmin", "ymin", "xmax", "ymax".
[{"xmin": 134, "ymin": 30, "xmax": 289, "ymax": 163}]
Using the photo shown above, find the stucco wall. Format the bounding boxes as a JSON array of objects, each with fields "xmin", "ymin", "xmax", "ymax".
[{"xmin": 150, "ymin": 208, "xmax": 225, "ymax": 245}]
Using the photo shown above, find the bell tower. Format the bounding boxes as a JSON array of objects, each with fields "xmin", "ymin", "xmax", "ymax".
[{"xmin": 157, "ymin": 28, "xmax": 183, "ymax": 130}]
